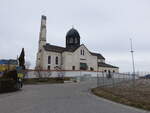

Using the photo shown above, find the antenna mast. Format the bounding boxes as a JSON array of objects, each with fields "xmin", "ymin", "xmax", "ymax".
[{"xmin": 130, "ymin": 38, "xmax": 136, "ymax": 82}]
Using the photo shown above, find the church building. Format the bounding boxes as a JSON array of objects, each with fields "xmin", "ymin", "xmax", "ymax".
[{"xmin": 36, "ymin": 15, "xmax": 119, "ymax": 73}]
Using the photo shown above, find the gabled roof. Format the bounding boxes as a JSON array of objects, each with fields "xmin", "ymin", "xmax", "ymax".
[
  {"xmin": 98, "ymin": 62, "xmax": 118, "ymax": 68},
  {"xmin": 43, "ymin": 43, "xmax": 80, "ymax": 53},
  {"xmin": 90, "ymin": 52, "xmax": 105, "ymax": 60},
  {"xmin": 43, "ymin": 44, "xmax": 66, "ymax": 53},
  {"xmin": 43, "ymin": 43, "xmax": 105, "ymax": 59},
  {"xmin": 79, "ymin": 44, "xmax": 105, "ymax": 59}
]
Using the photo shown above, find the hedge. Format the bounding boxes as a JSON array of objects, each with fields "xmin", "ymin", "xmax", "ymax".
[{"xmin": 0, "ymin": 79, "xmax": 17, "ymax": 93}]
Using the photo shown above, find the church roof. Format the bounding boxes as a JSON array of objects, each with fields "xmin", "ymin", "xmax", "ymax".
[
  {"xmin": 43, "ymin": 43, "xmax": 78, "ymax": 52},
  {"xmin": 90, "ymin": 52, "xmax": 105, "ymax": 60},
  {"xmin": 43, "ymin": 44, "xmax": 66, "ymax": 53},
  {"xmin": 98, "ymin": 62, "xmax": 118, "ymax": 68},
  {"xmin": 43, "ymin": 43, "xmax": 105, "ymax": 59},
  {"xmin": 66, "ymin": 28, "xmax": 80, "ymax": 39}
]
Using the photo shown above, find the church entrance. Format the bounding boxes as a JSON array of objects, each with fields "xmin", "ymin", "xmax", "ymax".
[{"xmin": 80, "ymin": 63, "xmax": 88, "ymax": 70}]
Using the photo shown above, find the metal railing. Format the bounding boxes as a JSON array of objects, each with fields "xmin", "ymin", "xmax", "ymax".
[{"xmin": 96, "ymin": 72, "xmax": 134, "ymax": 87}]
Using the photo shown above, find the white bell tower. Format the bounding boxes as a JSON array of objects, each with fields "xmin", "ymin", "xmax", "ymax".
[
  {"xmin": 36, "ymin": 15, "xmax": 47, "ymax": 69},
  {"xmin": 38, "ymin": 15, "xmax": 47, "ymax": 52}
]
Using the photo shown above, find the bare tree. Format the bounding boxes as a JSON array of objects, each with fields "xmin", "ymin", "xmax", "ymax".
[
  {"xmin": 24, "ymin": 61, "xmax": 31, "ymax": 78},
  {"xmin": 36, "ymin": 66, "xmax": 42, "ymax": 78}
]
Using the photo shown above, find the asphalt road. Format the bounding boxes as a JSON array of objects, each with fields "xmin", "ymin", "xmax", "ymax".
[{"xmin": 0, "ymin": 81, "xmax": 149, "ymax": 113}]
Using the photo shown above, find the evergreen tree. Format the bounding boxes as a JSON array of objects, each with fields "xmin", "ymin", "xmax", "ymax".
[{"xmin": 19, "ymin": 48, "xmax": 25, "ymax": 70}]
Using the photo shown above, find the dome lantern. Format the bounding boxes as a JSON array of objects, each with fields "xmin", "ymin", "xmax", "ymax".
[{"xmin": 66, "ymin": 28, "xmax": 80, "ymax": 48}]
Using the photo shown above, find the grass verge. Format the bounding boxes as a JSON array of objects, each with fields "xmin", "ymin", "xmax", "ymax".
[{"xmin": 91, "ymin": 86, "xmax": 150, "ymax": 111}]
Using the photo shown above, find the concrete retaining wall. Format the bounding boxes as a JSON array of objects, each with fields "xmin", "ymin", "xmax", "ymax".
[{"xmin": 24, "ymin": 70, "xmax": 133, "ymax": 79}]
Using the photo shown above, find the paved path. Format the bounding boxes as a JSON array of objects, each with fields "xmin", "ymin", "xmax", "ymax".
[{"xmin": 0, "ymin": 81, "xmax": 149, "ymax": 113}]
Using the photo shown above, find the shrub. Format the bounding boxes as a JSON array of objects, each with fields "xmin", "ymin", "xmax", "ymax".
[{"xmin": 0, "ymin": 79, "xmax": 16, "ymax": 93}]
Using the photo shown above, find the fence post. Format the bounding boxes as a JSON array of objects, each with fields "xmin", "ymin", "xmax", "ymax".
[
  {"xmin": 102, "ymin": 71, "xmax": 105, "ymax": 87},
  {"xmin": 97, "ymin": 71, "xmax": 99, "ymax": 87},
  {"xmin": 112, "ymin": 72, "xmax": 115, "ymax": 87}
]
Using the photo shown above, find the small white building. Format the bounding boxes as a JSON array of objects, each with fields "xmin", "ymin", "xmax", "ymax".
[{"xmin": 36, "ymin": 15, "xmax": 119, "ymax": 73}]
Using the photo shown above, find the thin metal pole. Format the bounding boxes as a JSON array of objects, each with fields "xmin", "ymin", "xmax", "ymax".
[
  {"xmin": 130, "ymin": 38, "xmax": 136, "ymax": 85},
  {"xmin": 102, "ymin": 71, "xmax": 104, "ymax": 87},
  {"xmin": 97, "ymin": 58, "xmax": 99, "ymax": 87}
]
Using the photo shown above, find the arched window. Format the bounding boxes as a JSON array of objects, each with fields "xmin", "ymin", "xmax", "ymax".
[
  {"xmin": 75, "ymin": 38, "xmax": 78, "ymax": 44},
  {"xmin": 80, "ymin": 49, "xmax": 82, "ymax": 55},
  {"xmin": 48, "ymin": 56, "xmax": 51, "ymax": 64},
  {"xmin": 80, "ymin": 49, "xmax": 85, "ymax": 55},
  {"xmin": 69, "ymin": 37, "xmax": 73, "ymax": 43},
  {"xmin": 83, "ymin": 50, "xmax": 85, "ymax": 55},
  {"xmin": 55, "ymin": 56, "xmax": 58, "ymax": 65}
]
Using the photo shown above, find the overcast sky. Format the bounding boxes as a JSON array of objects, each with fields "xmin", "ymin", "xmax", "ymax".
[{"xmin": 0, "ymin": 0, "xmax": 150, "ymax": 72}]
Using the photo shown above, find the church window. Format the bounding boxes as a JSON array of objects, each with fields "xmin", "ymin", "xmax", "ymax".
[
  {"xmin": 75, "ymin": 38, "xmax": 78, "ymax": 44},
  {"xmin": 83, "ymin": 50, "xmax": 85, "ymax": 55},
  {"xmin": 80, "ymin": 50, "xmax": 82, "ymax": 55},
  {"xmin": 48, "ymin": 56, "xmax": 51, "ymax": 64},
  {"xmin": 72, "ymin": 66, "xmax": 75, "ymax": 70},
  {"xmin": 69, "ymin": 37, "xmax": 73, "ymax": 43},
  {"xmin": 55, "ymin": 56, "xmax": 58, "ymax": 65},
  {"xmin": 80, "ymin": 49, "xmax": 84, "ymax": 55},
  {"xmin": 47, "ymin": 66, "xmax": 50, "ymax": 70}
]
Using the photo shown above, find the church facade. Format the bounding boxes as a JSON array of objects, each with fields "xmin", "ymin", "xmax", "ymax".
[{"xmin": 36, "ymin": 15, "xmax": 119, "ymax": 73}]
